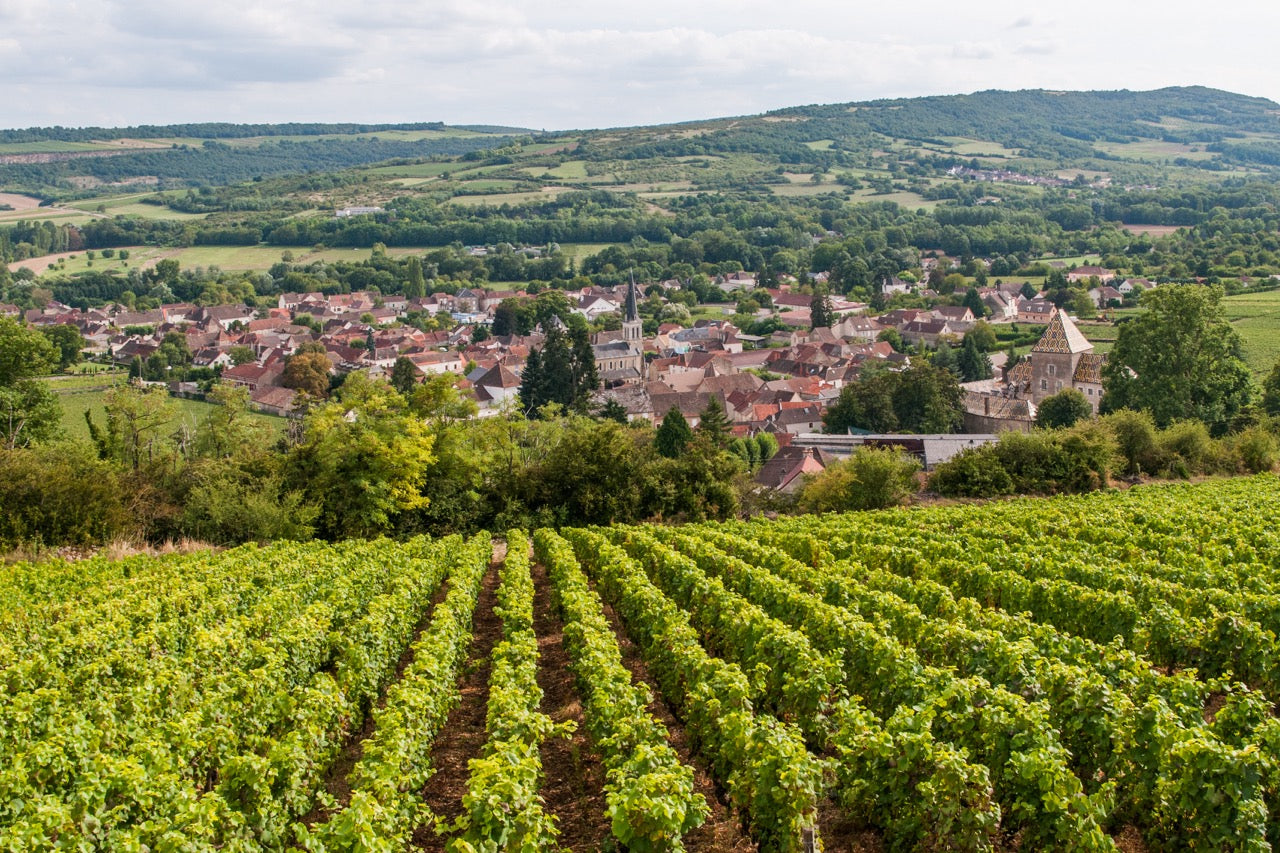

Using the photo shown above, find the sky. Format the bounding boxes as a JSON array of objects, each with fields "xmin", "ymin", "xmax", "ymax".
[{"xmin": 3, "ymin": 0, "xmax": 1279, "ymax": 132}]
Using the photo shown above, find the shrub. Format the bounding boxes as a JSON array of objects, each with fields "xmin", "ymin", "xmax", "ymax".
[
  {"xmin": 796, "ymin": 446, "xmax": 920, "ymax": 512},
  {"xmin": 1157, "ymin": 420, "xmax": 1232, "ymax": 477},
  {"xmin": 1103, "ymin": 408, "xmax": 1160, "ymax": 476},
  {"xmin": 928, "ymin": 445, "xmax": 1013, "ymax": 498},
  {"xmin": 1233, "ymin": 426, "xmax": 1278, "ymax": 474},
  {"xmin": 0, "ymin": 444, "xmax": 135, "ymax": 547}
]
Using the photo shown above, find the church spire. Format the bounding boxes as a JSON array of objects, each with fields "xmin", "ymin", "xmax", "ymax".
[
  {"xmin": 625, "ymin": 270, "xmax": 639, "ymax": 323},
  {"xmin": 623, "ymin": 270, "xmax": 642, "ymax": 344}
]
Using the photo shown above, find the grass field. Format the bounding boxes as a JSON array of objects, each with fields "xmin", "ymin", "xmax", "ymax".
[
  {"xmin": 1223, "ymin": 289, "xmax": 1280, "ymax": 376},
  {"xmin": 0, "ymin": 208, "xmax": 97, "ymax": 227},
  {"xmin": 539, "ymin": 160, "xmax": 589, "ymax": 179},
  {"xmin": 64, "ymin": 193, "xmax": 207, "ymax": 221},
  {"xmin": 29, "ymin": 244, "xmax": 443, "ymax": 277},
  {"xmin": 53, "ymin": 384, "xmax": 284, "ymax": 444},
  {"xmin": 844, "ymin": 188, "xmax": 938, "ymax": 209},
  {"xmin": 449, "ymin": 189, "xmax": 572, "ymax": 206}
]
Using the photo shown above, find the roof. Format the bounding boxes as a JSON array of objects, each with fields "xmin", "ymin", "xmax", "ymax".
[
  {"xmin": 1032, "ymin": 312, "xmax": 1093, "ymax": 355},
  {"xmin": 1073, "ymin": 353, "xmax": 1106, "ymax": 384}
]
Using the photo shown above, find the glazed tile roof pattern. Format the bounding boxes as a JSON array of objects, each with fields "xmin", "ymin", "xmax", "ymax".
[
  {"xmin": 1006, "ymin": 360, "xmax": 1033, "ymax": 386},
  {"xmin": 1031, "ymin": 312, "xmax": 1093, "ymax": 355},
  {"xmin": 1073, "ymin": 353, "xmax": 1106, "ymax": 384}
]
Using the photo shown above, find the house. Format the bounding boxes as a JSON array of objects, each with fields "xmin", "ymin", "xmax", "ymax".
[
  {"xmin": 1017, "ymin": 298, "xmax": 1057, "ymax": 324},
  {"xmin": 1117, "ymin": 278, "xmax": 1154, "ymax": 296},
  {"xmin": 1089, "ymin": 285, "xmax": 1124, "ymax": 309},
  {"xmin": 981, "ymin": 290, "xmax": 1018, "ymax": 321},
  {"xmin": 409, "ymin": 350, "xmax": 465, "ymax": 376},
  {"xmin": 932, "ymin": 305, "xmax": 976, "ymax": 332},
  {"xmin": 833, "ymin": 314, "xmax": 883, "ymax": 342},
  {"xmin": 881, "ymin": 276, "xmax": 915, "ymax": 296},
  {"xmin": 250, "ymin": 386, "xmax": 300, "ymax": 417},
  {"xmin": 1066, "ymin": 265, "xmax": 1117, "ymax": 284},
  {"xmin": 471, "ymin": 364, "xmax": 522, "ymax": 409},
  {"xmin": 899, "ymin": 319, "xmax": 954, "ymax": 348},
  {"xmin": 221, "ymin": 361, "xmax": 285, "ymax": 392},
  {"xmin": 754, "ymin": 445, "xmax": 832, "ymax": 493}
]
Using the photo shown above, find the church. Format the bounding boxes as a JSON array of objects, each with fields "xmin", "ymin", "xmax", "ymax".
[
  {"xmin": 1005, "ymin": 310, "xmax": 1107, "ymax": 412},
  {"xmin": 591, "ymin": 276, "xmax": 645, "ymax": 386}
]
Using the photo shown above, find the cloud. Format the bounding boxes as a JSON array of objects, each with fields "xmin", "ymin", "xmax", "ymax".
[{"xmin": 0, "ymin": 2, "xmax": 1276, "ymax": 130}]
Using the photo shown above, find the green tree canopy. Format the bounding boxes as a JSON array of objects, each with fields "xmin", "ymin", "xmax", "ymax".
[
  {"xmin": 1101, "ymin": 285, "xmax": 1254, "ymax": 433},
  {"xmin": 1036, "ymin": 388, "xmax": 1093, "ymax": 429},
  {"xmin": 958, "ymin": 335, "xmax": 993, "ymax": 382},
  {"xmin": 288, "ymin": 373, "xmax": 435, "ymax": 538},
  {"xmin": 0, "ymin": 317, "xmax": 57, "ymax": 384},
  {"xmin": 39, "ymin": 324, "xmax": 86, "ymax": 371},
  {"xmin": 655, "ymin": 406, "xmax": 694, "ymax": 458},
  {"xmin": 696, "ymin": 395, "xmax": 731, "ymax": 447},
  {"xmin": 282, "ymin": 342, "xmax": 332, "ymax": 400},
  {"xmin": 824, "ymin": 363, "xmax": 964, "ymax": 435}
]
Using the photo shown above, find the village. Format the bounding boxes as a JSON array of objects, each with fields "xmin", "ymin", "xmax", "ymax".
[{"xmin": 3, "ymin": 257, "xmax": 1159, "ymax": 489}]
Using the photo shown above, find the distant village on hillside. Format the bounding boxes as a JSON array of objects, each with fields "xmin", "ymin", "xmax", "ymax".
[{"xmin": 6, "ymin": 258, "xmax": 1162, "ymax": 490}]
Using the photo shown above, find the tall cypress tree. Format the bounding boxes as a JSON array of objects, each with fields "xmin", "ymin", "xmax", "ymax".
[
  {"xmin": 655, "ymin": 407, "xmax": 694, "ymax": 458},
  {"xmin": 518, "ymin": 347, "xmax": 546, "ymax": 416},
  {"xmin": 697, "ymin": 395, "xmax": 731, "ymax": 447}
]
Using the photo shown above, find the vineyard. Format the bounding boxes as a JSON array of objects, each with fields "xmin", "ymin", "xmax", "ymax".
[{"xmin": 6, "ymin": 477, "xmax": 1280, "ymax": 851}]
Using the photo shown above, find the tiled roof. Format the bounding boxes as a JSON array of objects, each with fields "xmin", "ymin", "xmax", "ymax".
[
  {"xmin": 1031, "ymin": 312, "xmax": 1092, "ymax": 355},
  {"xmin": 1006, "ymin": 360, "xmax": 1033, "ymax": 386},
  {"xmin": 1073, "ymin": 353, "xmax": 1106, "ymax": 384}
]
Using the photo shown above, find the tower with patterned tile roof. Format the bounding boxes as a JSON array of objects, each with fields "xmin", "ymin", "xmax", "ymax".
[{"xmin": 1005, "ymin": 311, "xmax": 1107, "ymax": 412}]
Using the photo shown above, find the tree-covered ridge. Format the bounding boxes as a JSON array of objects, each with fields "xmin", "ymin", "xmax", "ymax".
[
  {"xmin": 0, "ymin": 134, "xmax": 524, "ymax": 198},
  {"xmin": 779, "ymin": 86, "xmax": 1280, "ymax": 144},
  {"xmin": 574, "ymin": 86, "xmax": 1280, "ymax": 170},
  {"xmin": 0, "ymin": 121, "xmax": 532, "ymax": 144}
]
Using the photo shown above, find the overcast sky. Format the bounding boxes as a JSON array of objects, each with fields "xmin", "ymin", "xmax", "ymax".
[{"xmin": 3, "ymin": 0, "xmax": 1279, "ymax": 131}]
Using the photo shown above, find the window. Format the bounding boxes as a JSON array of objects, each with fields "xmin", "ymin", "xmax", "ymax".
[
  {"xmin": 1047, "ymin": 364, "xmax": 1056, "ymax": 377},
  {"xmin": 1040, "ymin": 379, "xmax": 1048, "ymax": 391}
]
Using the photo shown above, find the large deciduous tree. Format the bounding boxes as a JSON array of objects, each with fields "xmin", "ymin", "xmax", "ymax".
[
  {"xmin": 1101, "ymin": 285, "xmax": 1253, "ymax": 433},
  {"xmin": 0, "ymin": 318, "xmax": 63, "ymax": 450},
  {"xmin": 282, "ymin": 342, "xmax": 333, "ymax": 400},
  {"xmin": 823, "ymin": 363, "xmax": 964, "ymax": 435},
  {"xmin": 288, "ymin": 373, "xmax": 435, "ymax": 538}
]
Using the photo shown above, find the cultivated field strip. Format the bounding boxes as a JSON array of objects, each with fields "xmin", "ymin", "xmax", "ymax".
[
  {"xmin": 300, "ymin": 532, "xmax": 491, "ymax": 852},
  {"xmin": 0, "ymin": 534, "xmax": 490, "ymax": 851},
  {"xmin": 444, "ymin": 530, "xmax": 562, "ymax": 850},
  {"xmin": 535, "ymin": 527, "xmax": 709, "ymax": 851},
  {"xmin": 554, "ymin": 527, "xmax": 826, "ymax": 852}
]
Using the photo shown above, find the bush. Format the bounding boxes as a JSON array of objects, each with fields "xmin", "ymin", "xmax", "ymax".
[
  {"xmin": 1156, "ymin": 420, "xmax": 1232, "ymax": 477},
  {"xmin": 0, "ymin": 444, "xmax": 135, "ymax": 547},
  {"xmin": 1232, "ymin": 425, "xmax": 1278, "ymax": 474},
  {"xmin": 1036, "ymin": 388, "xmax": 1093, "ymax": 429},
  {"xmin": 1102, "ymin": 408, "xmax": 1160, "ymax": 476},
  {"xmin": 796, "ymin": 446, "xmax": 920, "ymax": 512},
  {"xmin": 928, "ymin": 445, "xmax": 1013, "ymax": 498}
]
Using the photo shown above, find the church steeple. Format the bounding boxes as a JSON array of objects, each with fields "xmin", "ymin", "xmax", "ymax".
[{"xmin": 623, "ymin": 270, "xmax": 642, "ymax": 343}]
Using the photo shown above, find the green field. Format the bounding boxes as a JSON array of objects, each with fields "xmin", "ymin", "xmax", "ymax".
[
  {"xmin": 54, "ymin": 384, "xmax": 284, "ymax": 444},
  {"xmin": 1223, "ymin": 289, "xmax": 1280, "ymax": 376},
  {"xmin": 65, "ymin": 193, "xmax": 208, "ymax": 221}
]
